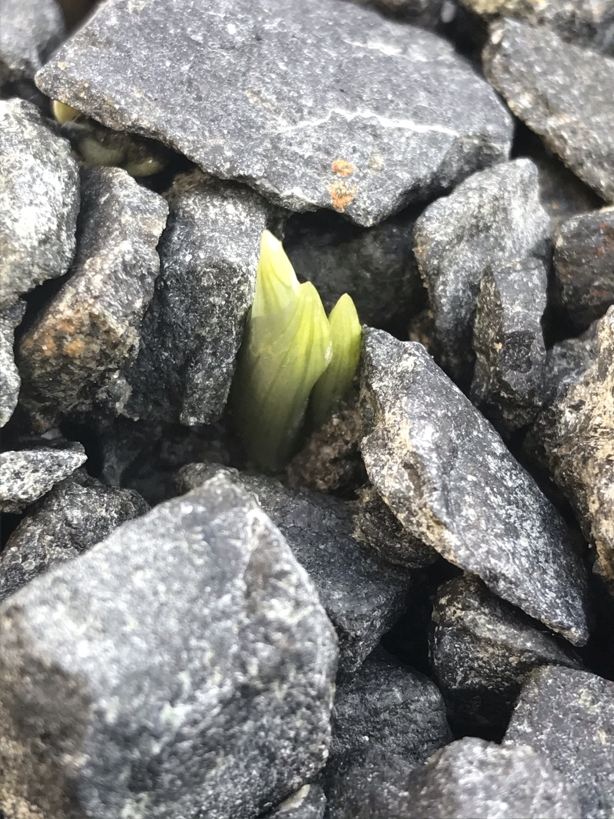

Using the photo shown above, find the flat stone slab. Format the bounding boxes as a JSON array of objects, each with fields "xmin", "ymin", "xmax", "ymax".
[
  {"xmin": 36, "ymin": 0, "xmax": 513, "ymax": 226},
  {"xmin": 0, "ymin": 446, "xmax": 87, "ymax": 514}
]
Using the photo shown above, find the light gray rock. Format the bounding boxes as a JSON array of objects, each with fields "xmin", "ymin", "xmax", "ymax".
[
  {"xmin": 18, "ymin": 167, "xmax": 168, "ymax": 430},
  {"xmin": 359, "ymin": 329, "xmax": 590, "ymax": 645},
  {"xmin": 124, "ymin": 170, "xmax": 275, "ymax": 426},
  {"xmin": 414, "ymin": 158, "xmax": 549, "ymax": 384},
  {"xmin": 505, "ymin": 666, "xmax": 614, "ymax": 819},
  {"xmin": 0, "ymin": 445, "xmax": 87, "ymax": 513},
  {"xmin": 0, "ymin": 472, "xmax": 148, "ymax": 602},
  {"xmin": 484, "ymin": 19, "xmax": 614, "ymax": 203},
  {"xmin": 0, "ymin": 473, "xmax": 338, "ymax": 819},
  {"xmin": 268, "ymin": 785, "xmax": 326, "ymax": 819},
  {"xmin": 35, "ymin": 0, "xmax": 513, "ymax": 227},
  {"xmin": 0, "ymin": 0, "xmax": 65, "ymax": 95},
  {"xmin": 0, "ymin": 299, "xmax": 26, "ymax": 428}
]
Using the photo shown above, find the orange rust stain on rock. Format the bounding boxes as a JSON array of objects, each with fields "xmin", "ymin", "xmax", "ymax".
[
  {"xmin": 329, "ymin": 181, "xmax": 357, "ymax": 212},
  {"xmin": 64, "ymin": 338, "xmax": 86, "ymax": 357},
  {"xmin": 331, "ymin": 159, "xmax": 356, "ymax": 178}
]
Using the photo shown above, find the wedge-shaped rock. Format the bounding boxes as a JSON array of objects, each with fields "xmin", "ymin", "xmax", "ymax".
[
  {"xmin": 0, "ymin": 473, "xmax": 338, "ymax": 819},
  {"xmin": 360, "ymin": 329, "xmax": 590, "ymax": 645},
  {"xmin": 0, "ymin": 445, "xmax": 87, "ymax": 513},
  {"xmin": 35, "ymin": 0, "xmax": 513, "ymax": 227}
]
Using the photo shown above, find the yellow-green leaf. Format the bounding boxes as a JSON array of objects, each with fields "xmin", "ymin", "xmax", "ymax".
[{"xmin": 251, "ymin": 230, "xmax": 299, "ymax": 320}]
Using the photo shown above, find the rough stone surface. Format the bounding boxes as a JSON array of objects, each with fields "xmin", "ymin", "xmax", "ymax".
[
  {"xmin": 505, "ymin": 666, "xmax": 614, "ymax": 819},
  {"xmin": 329, "ymin": 737, "xmax": 582, "ymax": 818},
  {"xmin": 553, "ymin": 209, "xmax": 614, "ymax": 332},
  {"xmin": 268, "ymin": 785, "xmax": 326, "ymax": 819},
  {"xmin": 0, "ymin": 472, "xmax": 148, "ymax": 603},
  {"xmin": 0, "ymin": 299, "xmax": 26, "ymax": 428},
  {"xmin": 0, "ymin": 474, "xmax": 338, "ymax": 819},
  {"xmin": 360, "ymin": 329, "xmax": 590, "ymax": 645},
  {"xmin": 0, "ymin": 446, "xmax": 87, "ymax": 513},
  {"xmin": 36, "ymin": 0, "xmax": 513, "ymax": 227},
  {"xmin": 471, "ymin": 257, "xmax": 548, "ymax": 433},
  {"xmin": 430, "ymin": 574, "xmax": 582, "ymax": 730},
  {"xmin": 178, "ymin": 463, "xmax": 409, "ymax": 676},
  {"xmin": 0, "ymin": 0, "xmax": 65, "ymax": 93},
  {"xmin": 484, "ymin": 19, "xmax": 614, "ymax": 203},
  {"xmin": 124, "ymin": 170, "xmax": 275, "ymax": 426},
  {"xmin": 0, "ymin": 99, "xmax": 79, "ymax": 309},
  {"xmin": 18, "ymin": 167, "xmax": 169, "ymax": 429},
  {"xmin": 414, "ymin": 158, "xmax": 549, "ymax": 384}
]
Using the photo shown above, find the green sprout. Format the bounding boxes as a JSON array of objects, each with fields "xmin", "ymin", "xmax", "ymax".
[{"xmin": 232, "ymin": 230, "xmax": 361, "ymax": 472}]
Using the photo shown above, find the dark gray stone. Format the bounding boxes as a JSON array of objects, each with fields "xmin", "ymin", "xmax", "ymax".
[
  {"xmin": 0, "ymin": 472, "xmax": 148, "ymax": 602},
  {"xmin": 470, "ymin": 257, "xmax": 548, "ymax": 433},
  {"xmin": 414, "ymin": 158, "xmax": 549, "ymax": 384},
  {"xmin": 484, "ymin": 19, "xmax": 614, "ymax": 203},
  {"xmin": 35, "ymin": 0, "xmax": 513, "ymax": 227},
  {"xmin": 0, "ymin": 445, "xmax": 87, "ymax": 513},
  {"xmin": 125, "ymin": 170, "xmax": 275, "ymax": 426},
  {"xmin": 18, "ymin": 167, "xmax": 168, "ymax": 430},
  {"xmin": 178, "ymin": 463, "xmax": 409, "ymax": 676},
  {"xmin": 430, "ymin": 574, "xmax": 582, "ymax": 730},
  {"xmin": 0, "ymin": 473, "xmax": 338, "ymax": 819},
  {"xmin": 268, "ymin": 785, "xmax": 326, "ymax": 819},
  {"xmin": 0, "ymin": 0, "xmax": 65, "ymax": 94},
  {"xmin": 359, "ymin": 329, "xmax": 590, "ymax": 645},
  {"xmin": 505, "ymin": 666, "xmax": 614, "ymax": 819},
  {"xmin": 553, "ymin": 209, "xmax": 614, "ymax": 332},
  {"xmin": 0, "ymin": 299, "xmax": 26, "ymax": 428},
  {"xmin": 344, "ymin": 0, "xmax": 444, "ymax": 26},
  {"xmin": 0, "ymin": 99, "xmax": 79, "ymax": 309},
  {"xmin": 329, "ymin": 737, "xmax": 582, "ymax": 818}
]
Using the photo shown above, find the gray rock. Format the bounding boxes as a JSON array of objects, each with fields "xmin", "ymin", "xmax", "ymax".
[
  {"xmin": 18, "ymin": 167, "xmax": 169, "ymax": 430},
  {"xmin": 178, "ymin": 463, "xmax": 409, "ymax": 676},
  {"xmin": 430, "ymin": 574, "xmax": 582, "ymax": 730},
  {"xmin": 0, "ymin": 299, "xmax": 26, "ymax": 427},
  {"xmin": 359, "ymin": 329, "xmax": 590, "ymax": 645},
  {"xmin": 0, "ymin": 99, "xmax": 79, "ymax": 309},
  {"xmin": 344, "ymin": 0, "xmax": 444, "ymax": 26},
  {"xmin": 553, "ymin": 209, "xmax": 614, "ymax": 332},
  {"xmin": 0, "ymin": 445, "xmax": 87, "ymax": 513},
  {"xmin": 470, "ymin": 257, "xmax": 548, "ymax": 433},
  {"xmin": 125, "ymin": 170, "xmax": 275, "ymax": 426},
  {"xmin": 268, "ymin": 785, "xmax": 326, "ymax": 819},
  {"xmin": 505, "ymin": 666, "xmax": 614, "ymax": 819},
  {"xmin": 35, "ymin": 0, "xmax": 513, "ymax": 227},
  {"xmin": 484, "ymin": 19, "xmax": 614, "ymax": 203},
  {"xmin": 414, "ymin": 158, "xmax": 549, "ymax": 384},
  {"xmin": 330, "ymin": 737, "xmax": 582, "ymax": 818},
  {"xmin": 0, "ymin": 472, "xmax": 148, "ymax": 602},
  {"xmin": 0, "ymin": 473, "xmax": 338, "ymax": 819},
  {"xmin": 0, "ymin": 0, "xmax": 65, "ymax": 94}
]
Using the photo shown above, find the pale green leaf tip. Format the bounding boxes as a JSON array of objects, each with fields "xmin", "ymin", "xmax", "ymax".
[{"xmin": 251, "ymin": 229, "xmax": 299, "ymax": 319}]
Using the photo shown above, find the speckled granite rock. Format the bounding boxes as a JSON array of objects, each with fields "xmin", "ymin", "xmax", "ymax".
[
  {"xmin": 19, "ymin": 167, "xmax": 168, "ymax": 430},
  {"xmin": 329, "ymin": 737, "xmax": 581, "ymax": 818},
  {"xmin": 471, "ymin": 257, "xmax": 548, "ymax": 433},
  {"xmin": 0, "ymin": 300, "xmax": 26, "ymax": 428},
  {"xmin": 124, "ymin": 170, "xmax": 275, "ymax": 426},
  {"xmin": 360, "ymin": 329, "xmax": 590, "ymax": 645},
  {"xmin": 414, "ymin": 159, "xmax": 549, "ymax": 384},
  {"xmin": 36, "ymin": 0, "xmax": 513, "ymax": 227},
  {"xmin": 268, "ymin": 785, "xmax": 326, "ymax": 819},
  {"xmin": 0, "ymin": 473, "xmax": 338, "ymax": 819},
  {"xmin": 0, "ymin": 472, "xmax": 148, "ymax": 602},
  {"xmin": 484, "ymin": 19, "xmax": 614, "ymax": 203},
  {"xmin": 553, "ymin": 209, "xmax": 614, "ymax": 332},
  {"xmin": 505, "ymin": 666, "xmax": 614, "ymax": 819},
  {"xmin": 178, "ymin": 463, "xmax": 409, "ymax": 676},
  {"xmin": 0, "ymin": 446, "xmax": 87, "ymax": 513},
  {"xmin": 0, "ymin": 99, "xmax": 79, "ymax": 309},
  {"xmin": 430, "ymin": 575, "xmax": 582, "ymax": 730}
]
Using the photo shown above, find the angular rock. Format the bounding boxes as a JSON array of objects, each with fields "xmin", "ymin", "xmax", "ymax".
[
  {"xmin": 0, "ymin": 445, "xmax": 87, "ymax": 513},
  {"xmin": 18, "ymin": 167, "xmax": 169, "ymax": 429},
  {"xmin": 178, "ymin": 463, "xmax": 409, "ymax": 676},
  {"xmin": 430, "ymin": 574, "xmax": 582, "ymax": 730},
  {"xmin": 553, "ymin": 209, "xmax": 614, "ymax": 332},
  {"xmin": 0, "ymin": 0, "xmax": 65, "ymax": 95},
  {"xmin": 505, "ymin": 666, "xmax": 614, "ymax": 819},
  {"xmin": 414, "ymin": 158, "xmax": 549, "ymax": 384},
  {"xmin": 360, "ymin": 329, "xmax": 590, "ymax": 645},
  {"xmin": 0, "ymin": 300, "xmax": 26, "ymax": 428},
  {"xmin": 268, "ymin": 785, "xmax": 326, "ymax": 819},
  {"xmin": 0, "ymin": 472, "xmax": 148, "ymax": 602},
  {"xmin": 36, "ymin": 0, "xmax": 513, "ymax": 227},
  {"xmin": 0, "ymin": 99, "xmax": 79, "ymax": 309},
  {"xmin": 0, "ymin": 473, "xmax": 338, "ymax": 819},
  {"xmin": 329, "ymin": 737, "xmax": 582, "ymax": 818},
  {"xmin": 470, "ymin": 257, "xmax": 548, "ymax": 433},
  {"xmin": 484, "ymin": 19, "xmax": 614, "ymax": 203},
  {"xmin": 125, "ymin": 170, "xmax": 275, "ymax": 426}
]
